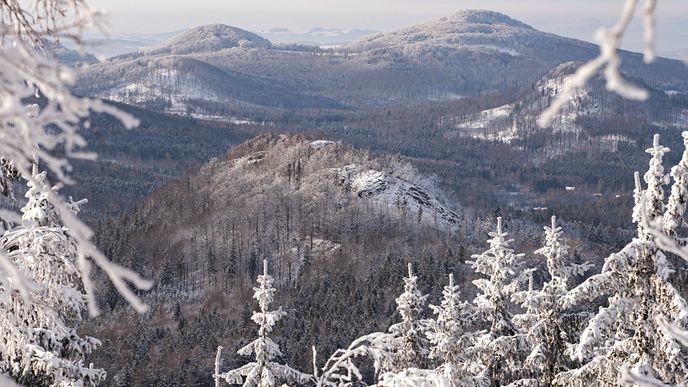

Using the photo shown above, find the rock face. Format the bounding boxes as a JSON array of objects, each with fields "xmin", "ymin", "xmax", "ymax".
[{"xmin": 334, "ymin": 164, "xmax": 459, "ymax": 226}]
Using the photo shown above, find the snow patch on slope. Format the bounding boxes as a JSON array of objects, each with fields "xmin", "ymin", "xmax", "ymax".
[{"xmin": 460, "ymin": 104, "xmax": 512, "ymax": 129}]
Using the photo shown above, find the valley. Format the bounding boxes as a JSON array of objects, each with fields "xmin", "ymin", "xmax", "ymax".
[{"xmin": 13, "ymin": 6, "xmax": 688, "ymax": 387}]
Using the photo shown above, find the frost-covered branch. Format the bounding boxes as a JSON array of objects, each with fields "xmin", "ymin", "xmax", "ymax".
[
  {"xmin": 215, "ymin": 346, "xmax": 223, "ymax": 387},
  {"xmin": 376, "ymin": 368, "xmax": 451, "ymax": 387},
  {"xmin": 562, "ymin": 132, "xmax": 688, "ymax": 384},
  {"xmin": 0, "ymin": 0, "xmax": 152, "ymax": 316},
  {"xmin": 538, "ymin": 0, "xmax": 655, "ymax": 127},
  {"xmin": 216, "ymin": 260, "xmax": 312, "ymax": 386}
]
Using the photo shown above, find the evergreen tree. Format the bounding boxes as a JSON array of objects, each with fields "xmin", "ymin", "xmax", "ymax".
[
  {"xmin": 664, "ymin": 131, "xmax": 688, "ymax": 241},
  {"xmin": 466, "ymin": 216, "xmax": 525, "ymax": 386},
  {"xmin": 510, "ymin": 216, "xmax": 592, "ymax": 386},
  {"xmin": 426, "ymin": 274, "xmax": 481, "ymax": 386},
  {"xmin": 556, "ymin": 134, "xmax": 688, "ymax": 385},
  {"xmin": 215, "ymin": 260, "xmax": 312, "ymax": 386},
  {"xmin": 0, "ymin": 165, "xmax": 104, "ymax": 386},
  {"xmin": 317, "ymin": 263, "xmax": 430, "ymax": 385},
  {"xmin": 387, "ymin": 263, "xmax": 430, "ymax": 372},
  {"xmin": 224, "ymin": 243, "xmax": 238, "ymax": 288}
]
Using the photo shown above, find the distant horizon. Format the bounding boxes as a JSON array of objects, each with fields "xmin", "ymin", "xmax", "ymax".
[{"xmin": 87, "ymin": 2, "xmax": 688, "ymax": 60}]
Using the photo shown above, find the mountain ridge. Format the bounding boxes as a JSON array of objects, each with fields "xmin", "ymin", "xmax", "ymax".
[
  {"xmin": 74, "ymin": 9, "xmax": 688, "ymax": 115},
  {"xmin": 142, "ymin": 24, "xmax": 272, "ymax": 56}
]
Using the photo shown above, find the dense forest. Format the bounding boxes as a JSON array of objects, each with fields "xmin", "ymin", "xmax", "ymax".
[
  {"xmin": 4, "ymin": 1, "xmax": 688, "ymax": 386},
  {"xmin": 83, "ymin": 135, "xmax": 633, "ymax": 386}
]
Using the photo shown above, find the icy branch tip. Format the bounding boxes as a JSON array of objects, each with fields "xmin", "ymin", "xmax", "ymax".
[{"xmin": 634, "ymin": 171, "xmax": 642, "ymax": 190}]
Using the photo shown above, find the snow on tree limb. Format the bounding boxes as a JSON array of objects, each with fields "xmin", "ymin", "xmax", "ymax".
[
  {"xmin": 216, "ymin": 260, "xmax": 312, "ymax": 387},
  {"xmin": 0, "ymin": 0, "xmax": 152, "ymax": 316},
  {"xmin": 560, "ymin": 133, "xmax": 688, "ymax": 385},
  {"xmin": 0, "ymin": 170, "xmax": 108, "ymax": 385},
  {"xmin": 538, "ymin": 0, "xmax": 655, "ymax": 127},
  {"xmin": 214, "ymin": 346, "xmax": 223, "ymax": 387},
  {"xmin": 376, "ymin": 368, "xmax": 451, "ymax": 387}
]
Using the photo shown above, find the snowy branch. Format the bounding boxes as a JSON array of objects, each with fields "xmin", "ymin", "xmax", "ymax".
[
  {"xmin": 0, "ymin": 0, "xmax": 152, "ymax": 316},
  {"xmin": 538, "ymin": 0, "xmax": 655, "ymax": 127}
]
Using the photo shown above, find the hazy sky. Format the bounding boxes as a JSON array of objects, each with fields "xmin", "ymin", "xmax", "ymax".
[{"xmin": 88, "ymin": 0, "xmax": 688, "ymax": 58}]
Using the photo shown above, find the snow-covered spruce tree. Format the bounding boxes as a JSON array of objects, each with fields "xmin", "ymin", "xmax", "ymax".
[
  {"xmin": 466, "ymin": 216, "xmax": 526, "ymax": 386},
  {"xmin": 510, "ymin": 216, "xmax": 592, "ymax": 386},
  {"xmin": 0, "ymin": 0, "xmax": 151, "ymax": 314},
  {"xmin": 317, "ymin": 263, "xmax": 430, "ymax": 385},
  {"xmin": 0, "ymin": 164, "xmax": 104, "ymax": 386},
  {"xmin": 664, "ymin": 131, "xmax": 688, "ymax": 242},
  {"xmin": 425, "ymin": 273, "xmax": 482, "ymax": 386},
  {"xmin": 556, "ymin": 134, "xmax": 688, "ymax": 386},
  {"xmin": 317, "ymin": 331, "xmax": 398, "ymax": 386},
  {"xmin": 387, "ymin": 263, "xmax": 431, "ymax": 373},
  {"xmin": 215, "ymin": 260, "xmax": 311, "ymax": 386}
]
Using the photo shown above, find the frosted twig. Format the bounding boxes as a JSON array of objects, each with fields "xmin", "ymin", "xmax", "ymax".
[
  {"xmin": 619, "ymin": 365, "xmax": 672, "ymax": 386},
  {"xmin": 0, "ymin": 0, "xmax": 150, "ymax": 316},
  {"xmin": 538, "ymin": 0, "xmax": 655, "ymax": 127}
]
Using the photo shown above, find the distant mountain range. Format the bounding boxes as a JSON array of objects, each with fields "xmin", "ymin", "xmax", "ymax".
[
  {"xmin": 260, "ymin": 27, "xmax": 380, "ymax": 46},
  {"xmin": 67, "ymin": 27, "xmax": 378, "ymax": 58},
  {"xmin": 72, "ymin": 10, "xmax": 688, "ymax": 117},
  {"xmin": 63, "ymin": 9, "xmax": 688, "ymax": 226},
  {"xmin": 64, "ymin": 30, "xmax": 186, "ymax": 59}
]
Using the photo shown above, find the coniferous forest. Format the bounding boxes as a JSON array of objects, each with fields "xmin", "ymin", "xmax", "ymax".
[{"xmin": 2, "ymin": 1, "xmax": 688, "ymax": 387}]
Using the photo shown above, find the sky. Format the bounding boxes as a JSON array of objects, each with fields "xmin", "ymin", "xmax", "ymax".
[{"xmin": 87, "ymin": 0, "xmax": 688, "ymax": 59}]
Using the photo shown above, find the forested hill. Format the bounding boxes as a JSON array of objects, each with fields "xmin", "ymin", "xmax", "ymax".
[
  {"xmin": 74, "ymin": 10, "xmax": 688, "ymax": 116},
  {"xmin": 86, "ymin": 134, "xmax": 612, "ymax": 386},
  {"xmin": 60, "ymin": 101, "xmax": 259, "ymax": 220}
]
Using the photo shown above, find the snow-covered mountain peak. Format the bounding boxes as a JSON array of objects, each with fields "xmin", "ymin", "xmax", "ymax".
[
  {"xmin": 142, "ymin": 24, "xmax": 271, "ymax": 56},
  {"xmin": 346, "ymin": 9, "xmax": 546, "ymax": 54},
  {"xmin": 442, "ymin": 9, "xmax": 534, "ymax": 30}
]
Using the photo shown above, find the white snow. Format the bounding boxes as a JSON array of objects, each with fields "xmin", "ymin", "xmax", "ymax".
[
  {"xmin": 459, "ymin": 105, "xmax": 512, "ymax": 130},
  {"xmin": 310, "ymin": 140, "xmax": 335, "ymax": 150},
  {"xmin": 350, "ymin": 170, "xmax": 388, "ymax": 196},
  {"xmin": 473, "ymin": 44, "xmax": 520, "ymax": 56},
  {"xmin": 335, "ymin": 164, "xmax": 460, "ymax": 228}
]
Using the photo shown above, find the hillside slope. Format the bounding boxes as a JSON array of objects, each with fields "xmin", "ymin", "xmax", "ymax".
[
  {"xmin": 74, "ymin": 10, "xmax": 688, "ymax": 116},
  {"xmin": 85, "ymin": 134, "xmax": 619, "ymax": 386}
]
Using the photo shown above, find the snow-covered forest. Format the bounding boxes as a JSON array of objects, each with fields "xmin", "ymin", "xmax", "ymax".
[
  {"xmin": 2, "ymin": 0, "xmax": 688, "ymax": 386},
  {"xmin": 204, "ymin": 130, "xmax": 688, "ymax": 386}
]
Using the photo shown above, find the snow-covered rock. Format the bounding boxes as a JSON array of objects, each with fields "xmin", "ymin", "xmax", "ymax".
[
  {"xmin": 310, "ymin": 140, "xmax": 335, "ymax": 150},
  {"xmin": 335, "ymin": 164, "xmax": 460, "ymax": 228}
]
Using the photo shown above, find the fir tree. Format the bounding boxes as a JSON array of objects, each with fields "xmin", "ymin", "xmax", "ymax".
[
  {"xmin": 426, "ymin": 273, "xmax": 482, "ymax": 386},
  {"xmin": 557, "ymin": 134, "xmax": 688, "ymax": 385},
  {"xmin": 466, "ymin": 216, "xmax": 525, "ymax": 386},
  {"xmin": 387, "ymin": 263, "xmax": 430, "ymax": 372},
  {"xmin": 510, "ymin": 216, "xmax": 592, "ymax": 386},
  {"xmin": 318, "ymin": 263, "xmax": 430, "ymax": 385},
  {"xmin": 215, "ymin": 260, "xmax": 312, "ymax": 386},
  {"xmin": 0, "ymin": 165, "xmax": 104, "ymax": 386},
  {"xmin": 664, "ymin": 131, "xmax": 688, "ymax": 241}
]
